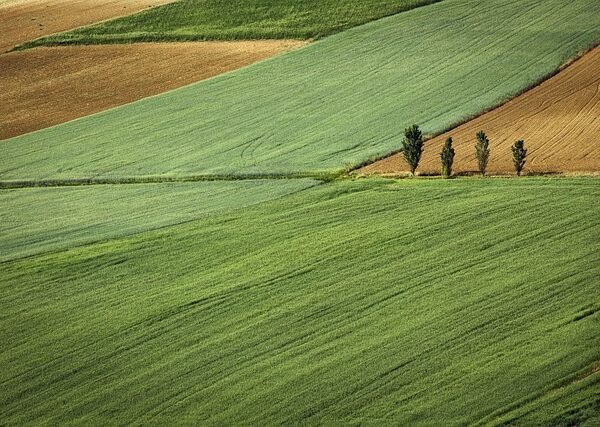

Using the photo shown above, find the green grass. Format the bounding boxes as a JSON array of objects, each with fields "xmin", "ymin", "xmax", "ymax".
[
  {"xmin": 19, "ymin": 0, "xmax": 440, "ymax": 47},
  {"xmin": 0, "ymin": 179, "xmax": 317, "ymax": 262},
  {"xmin": 1, "ymin": 177, "xmax": 599, "ymax": 424},
  {"xmin": 490, "ymin": 367, "xmax": 600, "ymax": 426},
  {"xmin": 2, "ymin": 0, "xmax": 599, "ymax": 180}
]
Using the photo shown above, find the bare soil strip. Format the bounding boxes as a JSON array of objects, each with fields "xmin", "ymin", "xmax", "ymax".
[
  {"xmin": 0, "ymin": 0, "xmax": 175, "ymax": 53},
  {"xmin": 360, "ymin": 46, "xmax": 600, "ymax": 175},
  {"xmin": 0, "ymin": 41, "xmax": 304, "ymax": 140}
]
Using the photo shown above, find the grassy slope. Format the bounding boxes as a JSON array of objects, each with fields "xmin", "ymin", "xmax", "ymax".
[
  {"xmin": 1, "ymin": 178, "xmax": 599, "ymax": 424},
  {"xmin": 21, "ymin": 0, "xmax": 440, "ymax": 47},
  {"xmin": 2, "ymin": 0, "xmax": 600, "ymax": 180},
  {"xmin": 0, "ymin": 179, "xmax": 317, "ymax": 262},
  {"xmin": 490, "ymin": 368, "xmax": 600, "ymax": 426}
]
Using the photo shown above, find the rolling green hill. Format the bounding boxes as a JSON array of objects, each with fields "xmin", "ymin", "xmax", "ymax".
[
  {"xmin": 1, "ymin": 177, "xmax": 599, "ymax": 424},
  {"xmin": 20, "ymin": 0, "xmax": 440, "ymax": 47},
  {"xmin": 2, "ymin": 0, "xmax": 599, "ymax": 180},
  {"xmin": 4, "ymin": 0, "xmax": 599, "ymax": 423}
]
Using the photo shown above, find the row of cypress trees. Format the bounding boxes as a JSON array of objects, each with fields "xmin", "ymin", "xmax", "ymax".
[{"xmin": 400, "ymin": 125, "xmax": 527, "ymax": 178}]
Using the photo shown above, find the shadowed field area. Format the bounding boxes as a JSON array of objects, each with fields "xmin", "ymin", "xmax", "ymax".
[
  {"xmin": 0, "ymin": 41, "xmax": 305, "ymax": 140},
  {"xmin": 360, "ymin": 45, "xmax": 600, "ymax": 176},
  {"xmin": 0, "ymin": 0, "xmax": 174, "ymax": 52},
  {"xmin": 1, "ymin": 178, "xmax": 599, "ymax": 424}
]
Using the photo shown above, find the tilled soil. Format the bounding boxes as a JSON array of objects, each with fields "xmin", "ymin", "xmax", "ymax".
[
  {"xmin": 0, "ymin": 0, "xmax": 175, "ymax": 52},
  {"xmin": 0, "ymin": 41, "xmax": 305, "ymax": 140}
]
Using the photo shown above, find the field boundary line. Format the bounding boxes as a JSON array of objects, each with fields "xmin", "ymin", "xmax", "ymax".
[
  {"xmin": 3, "ymin": 171, "xmax": 600, "ymax": 189},
  {"xmin": 0, "ymin": 171, "xmax": 343, "ymax": 189}
]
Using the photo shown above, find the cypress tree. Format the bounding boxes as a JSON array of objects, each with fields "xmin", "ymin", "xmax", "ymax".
[
  {"xmin": 401, "ymin": 124, "xmax": 424, "ymax": 175},
  {"xmin": 512, "ymin": 139, "xmax": 527, "ymax": 176},
  {"xmin": 475, "ymin": 130, "xmax": 490, "ymax": 176},
  {"xmin": 440, "ymin": 137, "xmax": 455, "ymax": 178}
]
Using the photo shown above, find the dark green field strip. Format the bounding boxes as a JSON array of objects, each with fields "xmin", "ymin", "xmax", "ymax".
[
  {"xmin": 3, "ymin": 0, "xmax": 599, "ymax": 180},
  {"xmin": 0, "ymin": 179, "xmax": 318, "ymax": 262},
  {"xmin": 1, "ymin": 178, "xmax": 598, "ymax": 424},
  {"xmin": 20, "ymin": 0, "xmax": 440, "ymax": 47}
]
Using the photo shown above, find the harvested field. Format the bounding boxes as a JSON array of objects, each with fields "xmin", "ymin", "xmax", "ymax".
[
  {"xmin": 0, "ymin": 41, "xmax": 304, "ymax": 140},
  {"xmin": 0, "ymin": 0, "xmax": 174, "ymax": 53},
  {"xmin": 360, "ymin": 46, "xmax": 600, "ymax": 176}
]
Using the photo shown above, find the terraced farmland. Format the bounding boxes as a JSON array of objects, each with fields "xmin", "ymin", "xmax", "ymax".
[
  {"xmin": 2, "ymin": 0, "xmax": 599, "ymax": 180},
  {"xmin": 20, "ymin": 0, "xmax": 440, "ymax": 47},
  {"xmin": 360, "ymin": 45, "xmax": 600, "ymax": 175},
  {"xmin": 1, "ymin": 178, "xmax": 599, "ymax": 424}
]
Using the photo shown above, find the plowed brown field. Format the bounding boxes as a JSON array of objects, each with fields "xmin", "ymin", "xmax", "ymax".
[
  {"xmin": 0, "ymin": 41, "xmax": 304, "ymax": 140},
  {"xmin": 0, "ymin": 0, "xmax": 174, "ymax": 52},
  {"xmin": 360, "ymin": 46, "xmax": 600, "ymax": 175}
]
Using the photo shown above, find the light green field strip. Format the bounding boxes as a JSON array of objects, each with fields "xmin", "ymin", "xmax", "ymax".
[
  {"xmin": 0, "ymin": 179, "xmax": 318, "ymax": 262},
  {"xmin": 2, "ymin": 0, "xmax": 599, "ymax": 180},
  {"xmin": 1, "ymin": 178, "xmax": 598, "ymax": 424},
  {"xmin": 20, "ymin": 0, "xmax": 440, "ymax": 47}
]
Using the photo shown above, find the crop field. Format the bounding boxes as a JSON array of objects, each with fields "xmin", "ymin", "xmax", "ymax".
[
  {"xmin": 0, "ymin": 0, "xmax": 174, "ymax": 52},
  {"xmin": 2, "ymin": 0, "xmax": 600, "ymax": 423},
  {"xmin": 1, "ymin": 178, "xmax": 599, "ymax": 424},
  {"xmin": 0, "ymin": 41, "xmax": 304, "ymax": 140},
  {"xmin": 2, "ymin": 0, "xmax": 599, "ymax": 180},
  {"xmin": 361, "ymin": 45, "xmax": 600, "ymax": 175},
  {"xmin": 0, "ymin": 179, "xmax": 317, "ymax": 262},
  {"xmin": 1, "ymin": 0, "xmax": 307, "ymax": 140},
  {"xmin": 20, "ymin": 0, "xmax": 441, "ymax": 47}
]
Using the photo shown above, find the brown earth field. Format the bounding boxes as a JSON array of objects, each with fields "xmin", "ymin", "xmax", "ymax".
[
  {"xmin": 0, "ymin": 41, "xmax": 305, "ymax": 140},
  {"xmin": 0, "ymin": 0, "xmax": 175, "ymax": 53},
  {"xmin": 360, "ymin": 46, "xmax": 600, "ymax": 176}
]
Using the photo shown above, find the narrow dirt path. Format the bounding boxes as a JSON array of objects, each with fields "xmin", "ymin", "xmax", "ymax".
[
  {"xmin": 0, "ymin": 0, "xmax": 175, "ymax": 53},
  {"xmin": 0, "ymin": 41, "xmax": 305, "ymax": 141},
  {"xmin": 360, "ymin": 46, "xmax": 600, "ymax": 175}
]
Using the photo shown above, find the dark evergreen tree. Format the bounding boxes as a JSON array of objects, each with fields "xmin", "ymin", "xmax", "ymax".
[
  {"xmin": 512, "ymin": 139, "xmax": 527, "ymax": 176},
  {"xmin": 440, "ymin": 136, "xmax": 455, "ymax": 178},
  {"xmin": 401, "ymin": 124, "xmax": 424, "ymax": 175},
  {"xmin": 475, "ymin": 130, "xmax": 490, "ymax": 176}
]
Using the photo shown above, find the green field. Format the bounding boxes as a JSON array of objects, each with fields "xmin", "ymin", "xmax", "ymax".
[
  {"xmin": 20, "ymin": 0, "xmax": 440, "ymax": 47},
  {"xmin": 1, "ymin": 178, "xmax": 599, "ymax": 424},
  {"xmin": 3, "ymin": 0, "xmax": 599, "ymax": 181},
  {"xmin": 3, "ymin": 0, "xmax": 600, "ymax": 423},
  {"xmin": 0, "ymin": 179, "xmax": 317, "ymax": 262}
]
